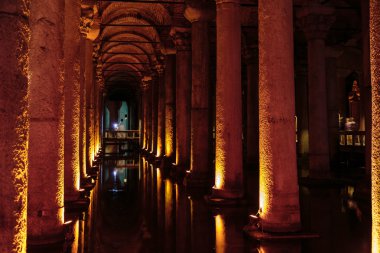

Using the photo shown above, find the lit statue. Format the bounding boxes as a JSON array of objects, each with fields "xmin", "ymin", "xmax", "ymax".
[{"xmin": 347, "ymin": 80, "xmax": 360, "ymax": 130}]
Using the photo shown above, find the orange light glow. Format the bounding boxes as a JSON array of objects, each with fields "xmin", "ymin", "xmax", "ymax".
[
  {"xmin": 215, "ymin": 214, "xmax": 226, "ymax": 253},
  {"xmin": 371, "ymin": 0, "xmax": 380, "ymax": 252},
  {"xmin": 214, "ymin": 164, "xmax": 225, "ymax": 190}
]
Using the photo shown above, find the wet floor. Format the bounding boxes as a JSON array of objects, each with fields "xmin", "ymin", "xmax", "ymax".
[{"xmin": 92, "ymin": 155, "xmax": 371, "ymax": 253}]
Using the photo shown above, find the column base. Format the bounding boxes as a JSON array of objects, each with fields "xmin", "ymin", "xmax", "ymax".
[
  {"xmin": 184, "ymin": 170, "xmax": 210, "ymax": 189},
  {"xmin": 244, "ymin": 213, "xmax": 302, "ymax": 234},
  {"xmin": 65, "ymin": 196, "xmax": 90, "ymax": 214},
  {"xmin": 171, "ymin": 163, "xmax": 189, "ymax": 179},
  {"xmin": 205, "ymin": 187, "xmax": 245, "ymax": 206},
  {"xmin": 27, "ymin": 230, "xmax": 66, "ymax": 252}
]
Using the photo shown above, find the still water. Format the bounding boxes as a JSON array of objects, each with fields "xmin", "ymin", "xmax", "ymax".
[{"xmin": 88, "ymin": 155, "xmax": 371, "ymax": 253}]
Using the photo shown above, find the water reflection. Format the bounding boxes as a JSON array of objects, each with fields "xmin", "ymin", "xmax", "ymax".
[{"xmin": 82, "ymin": 155, "xmax": 371, "ymax": 253}]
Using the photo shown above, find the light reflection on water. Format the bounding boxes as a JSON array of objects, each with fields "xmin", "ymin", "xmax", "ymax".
[{"xmin": 87, "ymin": 156, "xmax": 371, "ymax": 253}]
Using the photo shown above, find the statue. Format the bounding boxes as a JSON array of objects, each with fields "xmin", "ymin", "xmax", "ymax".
[{"xmin": 347, "ymin": 80, "xmax": 360, "ymax": 130}]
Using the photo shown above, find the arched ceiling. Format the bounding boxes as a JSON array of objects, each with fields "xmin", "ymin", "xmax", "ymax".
[{"xmin": 96, "ymin": 2, "xmax": 173, "ymax": 93}]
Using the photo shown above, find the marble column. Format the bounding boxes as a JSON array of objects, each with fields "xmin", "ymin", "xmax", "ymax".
[
  {"xmin": 256, "ymin": 0, "xmax": 301, "ymax": 232},
  {"xmin": 325, "ymin": 48, "xmax": 342, "ymax": 167},
  {"xmin": 362, "ymin": 0, "xmax": 371, "ymax": 176},
  {"xmin": 64, "ymin": 0, "xmax": 81, "ymax": 202},
  {"xmin": 28, "ymin": 0, "xmax": 65, "ymax": 245},
  {"xmin": 79, "ymin": 36, "xmax": 87, "ymax": 179},
  {"xmin": 370, "ymin": 0, "xmax": 380, "ymax": 251},
  {"xmin": 211, "ymin": 0, "xmax": 243, "ymax": 199},
  {"xmin": 85, "ymin": 39, "xmax": 94, "ymax": 167},
  {"xmin": 297, "ymin": 6, "xmax": 335, "ymax": 177},
  {"xmin": 184, "ymin": 6, "xmax": 212, "ymax": 186},
  {"xmin": 170, "ymin": 27, "xmax": 192, "ymax": 169},
  {"xmin": 244, "ymin": 45, "xmax": 259, "ymax": 170},
  {"xmin": 156, "ymin": 65, "xmax": 166, "ymax": 157},
  {"xmin": 151, "ymin": 76, "xmax": 159, "ymax": 154},
  {"xmin": 0, "ymin": 1, "xmax": 29, "ymax": 252},
  {"xmin": 143, "ymin": 76, "xmax": 153, "ymax": 151},
  {"xmin": 164, "ymin": 54, "xmax": 176, "ymax": 161}
]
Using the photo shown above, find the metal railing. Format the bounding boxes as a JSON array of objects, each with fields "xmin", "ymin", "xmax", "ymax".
[{"xmin": 104, "ymin": 130, "xmax": 140, "ymax": 140}]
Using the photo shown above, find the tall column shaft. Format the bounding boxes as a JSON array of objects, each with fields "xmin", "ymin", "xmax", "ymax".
[
  {"xmin": 79, "ymin": 36, "xmax": 87, "ymax": 179},
  {"xmin": 308, "ymin": 39, "xmax": 330, "ymax": 175},
  {"xmin": 212, "ymin": 0, "xmax": 243, "ymax": 198},
  {"xmin": 370, "ymin": 0, "xmax": 380, "ymax": 252},
  {"xmin": 245, "ymin": 47, "xmax": 259, "ymax": 169},
  {"xmin": 0, "ymin": 2, "xmax": 30, "ymax": 252},
  {"xmin": 146, "ymin": 84, "xmax": 153, "ymax": 151},
  {"xmin": 164, "ymin": 55, "xmax": 176, "ymax": 159},
  {"xmin": 188, "ymin": 18, "xmax": 211, "ymax": 185},
  {"xmin": 28, "ymin": 0, "xmax": 65, "ymax": 243},
  {"xmin": 151, "ymin": 78, "xmax": 158, "ymax": 154},
  {"xmin": 297, "ymin": 7, "xmax": 335, "ymax": 176},
  {"xmin": 258, "ymin": 0, "xmax": 301, "ymax": 232},
  {"xmin": 85, "ymin": 39, "xmax": 94, "ymax": 168},
  {"xmin": 157, "ymin": 68, "xmax": 166, "ymax": 157},
  {"xmin": 64, "ymin": 0, "xmax": 81, "ymax": 201},
  {"xmin": 171, "ymin": 28, "xmax": 192, "ymax": 168}
]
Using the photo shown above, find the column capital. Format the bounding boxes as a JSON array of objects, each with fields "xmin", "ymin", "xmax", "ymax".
[
  {"xmin": 155, "ymin": 64, "xmax": 165, "ymax": 75},
  {"xmin": 184, "ymin": 4, "xmax": 215, "ymax": 23},
  {"xmin": 80, "ymin": 4, "xmax": 100, "ymax": 40},
  {"xmin": 170, "ymin": 26, "xmax": 191, "ymax": 51},
  {"xmin": 141, "ymin": 75, "xmax": 153, "ymax": 90},
  {"xmin": 296, "ymin": 6, "xmax": 335, "ymax": 40}
]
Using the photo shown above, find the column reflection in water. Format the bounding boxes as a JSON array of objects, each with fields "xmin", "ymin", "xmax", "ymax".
[
  {"xmin": 156, "ymin": 168, "xmax": 165, "ymax": 252},
  {"xmin": 214, "ymin": 210, "xmax": 245, "ymax": 253},
  {"xmin": 164, "ymin": 179, "xmax": 175, "ymax": 253},
  {"xmin": 176, "ymin": 184, "xmax": 190, "ymax": 253},
  {"xmin": 150, "ymin": 164, "xmax": 158, "ymax": 234},
  {"xmin": 189, "ymin": 196, "xmax": 213, "ymax": 253},
  {"xmin": 257, "ymin": 241, "xmax": 301, "ymax": 253},
  {"xmin": 70, "ymin": 220, "xmax": 79, "ymax": 253}
]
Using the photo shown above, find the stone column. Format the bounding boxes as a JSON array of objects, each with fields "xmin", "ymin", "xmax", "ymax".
[
  {"xmin": 164, "ymin": 54, "xmax": 176, "ymax": 161},
  {"xmin": 79, "ymin": 35, "xmax": 87, "ymax": 179},
  {"xmin": 156, "ymin": 65, "xmax": 166, "ymax": 157},
  {"xmin": 64, "ymin": 0, "xmax": 81, "ymax": 202},
  {"xmin": 85, "ymin": 39, "xmax": 94, "ymax": 167},
  {"xmin": 362, "ymin": 0, "xmax": 371, "ymax": 176},
  {"xmin": 28, "ymin": 0, "xmax": 65, "ymax": 245},
  {"xmin": 325, "ymin": 48, "xmax": 342, "ymax": 167},
  {"xmin": 256, "ymin": 0, "xmax": 301, "ymax": 232},
  {"xmin": 244, "ymin": 45, "xmax": 259, "ymax": 170},
  {"xmin": 0, "ymin": 2, "xmax": 29, "ymax": 252},
  {"xmin": 184, "ymin": 5, "xmax": 212, "ymax": 187},
  {"xmin": 151, "ymin": 76, "xmax": 158, "ymax": 155},
  {"xmin": 170, "ymin": 27, "xmax": 192, "ymax": 169},
  {"xmin": 211, "ymin": 0, "xmax": 243, "ymax": 199},
  {"xmin": 297, "ymin": 6, "xmax": 335, "ymax": 177},
  {"xmin": 142, "ymin": 76, "xmax": 153, "ymax": 151},
  {"xmin": 370, "ymin": 0, "xmax": 380, "ymax": 251}
]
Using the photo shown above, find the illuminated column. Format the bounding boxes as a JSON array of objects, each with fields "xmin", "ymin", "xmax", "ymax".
[
  {"xmin": 297, "ymin": 6, "xmax": 335, "ymax": 177},
  {"xmin": 362, "ymin": 0, "xmax": 371, "ymax": 176},
  {"xmin": 164, "ymin": 54, "xmax": 176, "ymax": 161},
  {"xmin": 211, "ymin": 0, "xmax": 243, "ymax": 199},
  {"xmin": 142, "ymin": 76, "xmax": 153, "ymax": 151},
  {"xmin": 0, "ymin": 2, "xmax": 29, "ymax": 252},
  {"xmin": 151, "ymin": 76, "xmax": 158, "ymax": 154},
  {"xmin": 79, "ymin": 35, "xmax": 87, "ymax": 179},
  {"xmin": 64, "ymin": 0, "xmax": 81, "ymax": 201},
  {"xmin": 256, "ymin": 0, "xmax": 301, "ymax": 232},
  {"xmin": 85, "ymin": 39, "xmax": 94, "ymax": 167},
  {"xmin": 244, "ymin": 44, "xmax": 259, "ymax": 170},
  {"xmin": 28, "ymin": 0, "xmax": 65, "ymax": 245},
  {"xmin": 370, "ymin": 0, "xmax": 380, "ymax": 252},
  {"xmin": 156, "ymin": 65, "xmax": 166, "ymax": 157},
  {"xmin": 170, "ymin": 27, "xmax": 192, "ymax": 169},
  {"xmin": 184, "ymin": 6, "xmax": 212, "ymax": 187}
]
